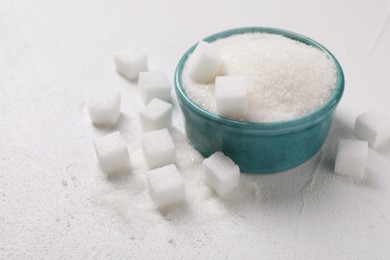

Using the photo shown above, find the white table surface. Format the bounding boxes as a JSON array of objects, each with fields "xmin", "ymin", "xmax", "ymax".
[{"xmin": 1, "ymin": 0, "xmax": 390, "ymax": 259}]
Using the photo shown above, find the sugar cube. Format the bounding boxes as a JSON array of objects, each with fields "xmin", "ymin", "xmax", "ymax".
[
  {"xmin": 138, "ymin": 71, "xmax": 171, "ymax": 104},
  {"xmin": 94, "ymin": 131, "xmax": 131, "ymax": 175},
  {"xmin": 88, "ymin": 91, "xmax": 121, "ymax": 126},
  {"xmin": 215, "ymin": 76, "xmax": 248, "ymax": 118},
  {"xmin": 202, "ymin": 152, "xmax": 240, "ymax": 197},
  {"xmin": 114, "ymin": 47, "xmax": 147, "ymax": 81},
  {"xmin": 139, "ymin": 98, "xmax": 172, "ymax": 132},
  {"xmin": 142, "ymin": 128, "xmax": 175, "ymax": 169},
  {"xmin": 353, "ymin": 110, "xmax": 390, "ymax": 149},
  {"xmin": 334, "ymin": 138, "xmax": 368, "ymax": 179},
  {"xmin": 147, "ymin": 164, "xmax": 185, "ymax": 208},
  {"xmin": 189, "ymin": 41, "xmax": 223, "ymax": 84}
]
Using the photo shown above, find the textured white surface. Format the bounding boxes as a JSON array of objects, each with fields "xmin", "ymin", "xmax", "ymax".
[{"xmin": 1, "ymin": 0, "xmax": 390, "ymax": 259}]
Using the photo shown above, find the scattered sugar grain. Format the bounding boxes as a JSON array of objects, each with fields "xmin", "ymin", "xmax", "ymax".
[{"xmin": 170, "ymin": 127, "xmax": 204, "ymax": 171}]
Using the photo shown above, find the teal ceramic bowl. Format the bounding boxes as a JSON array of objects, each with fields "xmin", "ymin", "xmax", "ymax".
[{"xmin": 174, "ymin": 27, "xmax": 344, "ymax": 173}]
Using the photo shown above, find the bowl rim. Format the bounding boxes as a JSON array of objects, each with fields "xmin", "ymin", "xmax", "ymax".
[{"xmin": 174, "ymin": 27, "xmax": 345, "ymax": 132}]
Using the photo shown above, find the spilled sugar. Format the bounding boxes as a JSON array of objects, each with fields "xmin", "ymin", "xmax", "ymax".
[
  {"xmin": 89, "ymin": 125, "xmax": 324, "ymax": 228},
  {"xmin": 182, "ymin": 33, "xmax": 337, "ymax": 122},
  {"xmin": 83, "ymin": 102, "xmax": 369, "ymax": 259}
]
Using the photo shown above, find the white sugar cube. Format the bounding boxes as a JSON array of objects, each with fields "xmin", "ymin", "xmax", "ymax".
[
  {"xmin": 189, "ymin": 41, "xmax": 223, "ymax": 84},
  {"xmin": 147, "ymin": 164, "xmax": 185, "ymax": 209},
  {"xmin": 94, "ymin": 131, "xmax": 131, "ymax": 175},
  {"xmin": 202, "ymin": 152, "xmax": 240, "ymax": 197},
  {"xmin": 215, "ymin": 76, "xmax": 248, "ymax": 118},
  {"xmin": 334, "ymin": 138, "xmax": 368, "ymax": 179},
  {"xmin": 139, "ymin": 98, "xmax": 172, "ymax": 132},
  {"xmin": 353, "ymin": 110, "xmax": 390, "ymax": 149},
  {"xmin": 142, "ymin": 128, "xmax": 175, "ymax": 169},
  {"xmin": 88, "ymin": 91, "xmax": 121, "ymax": 126},
  {"xmin": 138, "ymin": 71, "xmax": 171, "ymax": 104},
  {"xmin": 114, "ymin": 47, "xmax": 147, "ymax": 81}
]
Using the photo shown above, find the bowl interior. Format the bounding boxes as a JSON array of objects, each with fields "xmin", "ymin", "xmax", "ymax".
[{"xmin": 174, "ymin": 27, "xmax": 344, "ymax": 133}]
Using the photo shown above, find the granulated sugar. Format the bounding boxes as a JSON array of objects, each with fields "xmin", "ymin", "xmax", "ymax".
[{"xmin": 182, "ymin": 33, "xmax": 337, "ymax": 122}]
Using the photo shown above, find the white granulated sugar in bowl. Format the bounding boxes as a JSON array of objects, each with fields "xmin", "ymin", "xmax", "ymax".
[{"xmin": 182, "ymin": 33, "xmax": 337, "ymax": 122}]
